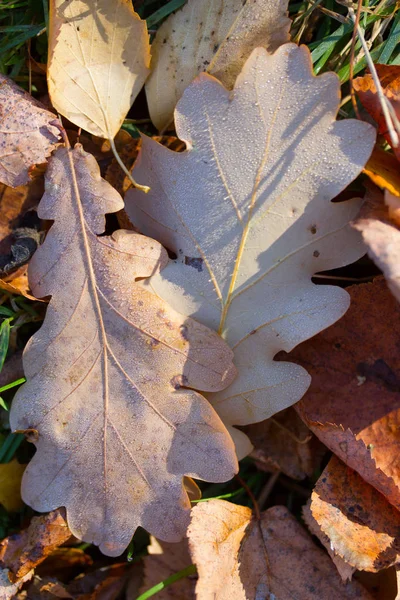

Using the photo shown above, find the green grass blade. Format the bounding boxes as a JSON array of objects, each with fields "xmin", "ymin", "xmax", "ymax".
[
  {"xmin": 0, "ymin": 319, "xmax": 11, "ymax": 372},
  {"xmin": 379, "ymin": 13, "xmax": 400, "ymax": 64},
  {"xmin": 0, "ymin": 24, "xmax": 43, "ymax": 56},
  {"xmin": 0, "ymin": 378, "xmax": 26, "ymax": 394},
  {"xmin": 0, "ymin": 307, "xmax": 15, "ymax": 318},
  {"xmin": 136, "ymin": 564, "xmax": 197, "ymax": 600},
  {"xmin": 146, "ymin": 0, "xmax": 186, "ymax": 28},
  {"xmin": 1, "ymin": 433, "xmax": 24, "ymax": 463}
]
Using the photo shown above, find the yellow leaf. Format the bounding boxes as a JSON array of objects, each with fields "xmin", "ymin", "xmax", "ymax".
[
  {"xmin": 48, "ymin": 0, "xmax": 150, "ymax": 139},
  {"xmin": 0, "ymin": 459, "xmax": 26, "ymax": 512}
]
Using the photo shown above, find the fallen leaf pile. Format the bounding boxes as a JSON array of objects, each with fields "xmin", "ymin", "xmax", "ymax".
[{"xmin": 2, "ymin": 0, "xmax": 400, "ymax": 597}]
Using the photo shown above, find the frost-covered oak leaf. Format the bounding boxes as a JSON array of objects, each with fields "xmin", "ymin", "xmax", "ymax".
[
  {"xmin": 126, "ymin": 45, "xmax": 376, "ymax": 457},
  {"xmin": 10, "ymin": 145, "xmax": 237, "ymax": 557}
]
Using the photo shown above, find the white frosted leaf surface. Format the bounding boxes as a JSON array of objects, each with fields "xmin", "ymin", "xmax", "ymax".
[
  {"xmin": 10, "ymin": 145, "xmax": 237, "ymax": 557},
  {"xmin": 126, "ymin": 45, "xmax": 376, "ymax": 456}
]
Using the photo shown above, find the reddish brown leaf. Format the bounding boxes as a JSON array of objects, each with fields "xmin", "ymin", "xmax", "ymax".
[
  {"xmin": 0, "ymin": 509, "xmax": 71, "ymax": 581},
  {"xmin": 242, "ymin": 407, "xmax": 325, "ymax": 480},
  {"xmin": 308, "ymin": 456, "xmax": 400, "ymax": 571},
  {"xmin": 292, "ymin": 277, "xmax": 400, "ymax": 509},
  {"xmin": 353, "ymin": 186, "xmax": 400, "ymax": 303},
  {"xmin": 354, "ymin": 65, "xmax": 400, "ymax": 160},
  {"xmin": 0, "ymin": 76, "xmax": 60, "ymax": 187}
]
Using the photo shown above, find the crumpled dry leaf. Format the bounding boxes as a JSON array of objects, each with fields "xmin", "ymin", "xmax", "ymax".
[
  {"xmin": 354, "ymin": 65, "xmax": 400, "ymax": 160},
  {"xmin": 242, "ymin": 407, "xmax": 325, "ymax": 480},
  {"xmin": 363, "ymin": 147, "xmax": 400, "ymax": 197},
  {"xmin": 48, "ymin": 0, "xmax": 150, "ymax": 139},
  {"xmin": 0, "ymin": 459, "xmax": 26, "ymax": 512},
  {"xmin": 67, "ymin": 563, "xmax": 132, "ymax": 600},
  {"xmin": 35, "ymin": 547, "xmax": 92, "ymax": 581},
  {"xmin": 10, "ymin": 144, "xmax": 238, "ymax": 557},
  {"xmin": 308, "ymin": 456, "xmax": 400, "ymax": 572},
  {"xmin": 0, "ymin": 568, "xmax": 33, "ymax": 600},
  {"xmin": 140, "ymin": 537, "xmax": 196, "ymax": 600},
  {"xmin": 303, "ymin": 502, "xmax": 356, "ymax": 582},
  {"xmin": 145, "ymin": 0, "xmax": 291, "ymax": 130},
  {"xmin": 293, "ymin": 277, "xmax": 400, "ymax": 509},
  {"xmin": 353, "ymin": 185, "xmax": 400, "ymax": 303},
  {"xmin": 126, "ymin": 44, "xmax": 375, "ymax": 458},
  {"xmin": 0, "ymin": 76, "xmax": 60, "ymax": 188},
  {"xmin": 0, "ymin": 268, "xmax": 38, "ymax": 301},
  {"xmin": 188, "ymin": 499, "xmax": 373, "ymax": 599},
  {"xmin": 0, "ymin": 509, "xmax": 71, "ymax": 581}
]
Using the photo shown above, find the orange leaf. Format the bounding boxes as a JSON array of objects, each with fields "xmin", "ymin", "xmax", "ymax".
[
  {"xmin": 308, "ymin": 456, "xmax": 400, "ymax": 571},
  {"xmin": 354, "ymin": 64, "xmax": 400, "ymax": 159}
]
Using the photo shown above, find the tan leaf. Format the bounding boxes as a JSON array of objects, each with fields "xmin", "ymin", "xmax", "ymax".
[
  {"xmin": 309, "ymin": 457, "xmax": 400, "ymax": 572},
  {"xmin": 188, "ymin": 499, "xmax": 373, "ymax": 599},
  {"xmin": 0, "ymin": 76, "xmax": 60, "ymax": 188},
  {"xmin": 126, "ymin": 45, "xmax": 376, "ymax": 457},
  {"xmin": 243, "ymin": 407, "xmax": 325, "ymax": 480},
  {"xmin": 140, "ymin": 537, "xmax": 196, "ymax": 600},
  {"xmin": 0, "ymin": 509, "xmax": 71, "ymax": 581},
  {"xmin": 48, "ymin": 0, "xmax": 150, "ymax": 139},
  {"xmin": 293, "ymin": 277, "xmax": 400, "ymax": 510},
  {"xmin": 10, "ymin": 144, "xmax": 237, "ymax": 557},
  {"xmin": 145, "ymin": 0, "xmax": 291, "ymax": 130},
  {"xmin": 0, "ymin": 459, "xmax": 26, "ymax": 513}
]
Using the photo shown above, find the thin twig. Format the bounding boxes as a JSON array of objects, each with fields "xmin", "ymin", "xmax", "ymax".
[
  {"xmin": 257, "ymin": 472, "xmax": 280, "ymax": 510},
  {"xmin": 235, "ymin": 474, "xmax": 261, "ymax": 520},
  {"xmin": 108, "ymin": 136, "xmax": 150, "ymax": 193},
  {"xmin": 349, "ymin": 0, "xmax": 363, "ymax": 118},
  {"xmin": 347, "ymin": 4, "xmax": 400, "ymax": 147}
]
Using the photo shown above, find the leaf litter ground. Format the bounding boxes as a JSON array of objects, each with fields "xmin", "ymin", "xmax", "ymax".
[{"xmin": 0, "ymin": 0, "xmax": 400, "ymax": 599}]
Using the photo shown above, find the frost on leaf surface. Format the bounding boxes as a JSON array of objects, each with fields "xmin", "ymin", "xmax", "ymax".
[
  {"xmin": 10, "ymin": 145, "xmax": 237, "ymax": 557},
  {"xmin": 126, "ymin": 45, "xmax": 376, "ymax": 457}
]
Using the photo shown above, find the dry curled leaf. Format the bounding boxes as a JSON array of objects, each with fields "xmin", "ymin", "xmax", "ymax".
[
  {"xmin": 0, "ymin": 459, "xmax": 26, "ymax": 513},
  {"xmin": 10, "ymin": 144, "xmax": 238, "ymax": 557},
  {"xmin": 303, "ymin": 502, "xmax": 356, "ymax": 582},
  {"xmin": 0, "ymin": 509, "xmax": 71, "ymax": 582},
  {"xmin": 140, "ymin": 537, "xmax": 196, "ymax": 600},
  {"xmin": 145, "ymin": 0, "xmax": 291, "ymax": 130},
  {"xmin": 48, "ymin": 0, "xmax": 150, "ymax": 139},
  {"xmin": 294, "ymin": 277, "xmax": 400, "ymax": 509},
  {"xmin": 363, "ymin": 147, "xmax": 400, "ymax": 197},
  {"xmin": 188, "ymin": 499, "xmax": 372, "ymax": 599},
  {"xmin": 354, "ymin": 65, "xmax": 400, "ymax": 160},
  {"xmin": 0, "ymin": 568, "xmax": 33, "ymax": 600},
  {"xmin": 308, "ymin": 457, "xmax": 400, "ymax": 572},
  {"xmin": 126, "ymin": 44, "xmax": 375, "ymax": 457},
  {"xmin": 353, "ymin": 186, "xmax": 400, "ymax": 303},
  {"xmin": 0, "ymin": 76, "xmax": 59, "ymax": 188},
  {"xmin": 242, "ymin": 407, "xmax": 325, "ymax": 480}
]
